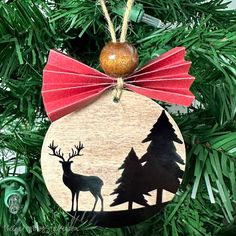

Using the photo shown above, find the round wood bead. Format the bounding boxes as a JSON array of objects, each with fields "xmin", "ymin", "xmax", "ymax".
[{"xmin": 99, "ymin": 42, "xmax": 139, "ymax": 77}]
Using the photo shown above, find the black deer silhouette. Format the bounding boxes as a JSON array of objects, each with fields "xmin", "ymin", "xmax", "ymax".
[{"xmin": 48, "ymin": 141, "xmax": 104, "ymax": 212}]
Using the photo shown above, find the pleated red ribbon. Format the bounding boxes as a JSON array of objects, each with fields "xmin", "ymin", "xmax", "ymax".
[{"xmin": 42, "ymin": 47, "xmax": 195, "ymax": 121}]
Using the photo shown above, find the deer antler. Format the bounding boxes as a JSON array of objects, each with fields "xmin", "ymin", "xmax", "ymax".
[
  {"xmin": 68, "ymin": 141, "xmax": 84, "ymax": 161},
  {"xmin": 48, "ymin": 141, "xmax": 65, "ymax": 161}
]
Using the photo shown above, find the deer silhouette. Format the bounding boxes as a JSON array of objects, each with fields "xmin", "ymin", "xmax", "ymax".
[{"xmin": 48, "ymin": 141, "xmax": 104, "ymax": 212}]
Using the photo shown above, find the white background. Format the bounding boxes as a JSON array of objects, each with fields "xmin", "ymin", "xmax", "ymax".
[{"xmin": 228, "ymin": 1, "xmax": 236, "ymax": 9}]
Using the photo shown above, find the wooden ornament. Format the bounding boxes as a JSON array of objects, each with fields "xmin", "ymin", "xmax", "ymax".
[
  {"xmin": 99, "ymin": 42, "xmax": 139, "ymax": 77},
  {"xmin": 41, "ymin": 90, "xmax": 186, "ymax": 228}
]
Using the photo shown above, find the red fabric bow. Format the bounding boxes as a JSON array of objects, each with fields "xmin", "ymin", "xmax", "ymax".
[{"xmin": 42, "ymin": 47, "xmax": 195, "ymax": 121}]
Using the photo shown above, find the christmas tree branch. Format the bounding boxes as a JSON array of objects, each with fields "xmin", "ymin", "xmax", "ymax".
[{"xmin": 0, "ymin": 0, "xmax": 235, "ymax": 235}]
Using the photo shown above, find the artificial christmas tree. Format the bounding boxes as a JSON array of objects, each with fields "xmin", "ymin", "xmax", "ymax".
[{"xmin": 0, "ymin": 0, "xmax": 236, "ymax": 235}]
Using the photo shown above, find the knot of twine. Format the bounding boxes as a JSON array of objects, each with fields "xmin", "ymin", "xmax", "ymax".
[
  {"xmin": 113, "ymin": 77, "xmax": 124, "ymax": 102},
  {"xmin": 99, "ymin": 0, "xmax": 134, "ymax": 102}
]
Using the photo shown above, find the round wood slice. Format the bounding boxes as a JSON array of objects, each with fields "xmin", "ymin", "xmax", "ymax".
[{"xmin": 41, "ymin": 90, "xmax": 186, "ymax": 228}]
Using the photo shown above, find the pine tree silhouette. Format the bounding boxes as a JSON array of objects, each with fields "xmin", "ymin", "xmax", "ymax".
[
  {"xmin": 140, "ymin": 110, "xmax": 185, "ymax": 204},
  {"xmin": 110, "ymin": 148, "xmax": 149, "ymax": 210}
]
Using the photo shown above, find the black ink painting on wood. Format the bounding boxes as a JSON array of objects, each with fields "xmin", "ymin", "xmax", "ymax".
[
  {"xmin": 48, "ymin": 141, "xmax": 104, "ymax": 212},
  {"xmin": 110, "ymin": 148, "xmax": 150, "ymax": 210},
  {"xmin": 140, "ymin": 110, "xmax": 185, "ymax": 204},
  {"xmin": 44, "ymin": 108, "xmax": 185, "ymax": 228}
]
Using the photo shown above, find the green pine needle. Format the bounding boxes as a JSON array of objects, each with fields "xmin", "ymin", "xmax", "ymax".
[{"xmin": 0, "ymin": 0, "xmax": 236, "ymax": 235}]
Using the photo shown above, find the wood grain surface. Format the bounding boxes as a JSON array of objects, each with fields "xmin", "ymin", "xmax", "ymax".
[{"xmin": 41, "ymin": 90, "xmax": 186, "ymax": 212}]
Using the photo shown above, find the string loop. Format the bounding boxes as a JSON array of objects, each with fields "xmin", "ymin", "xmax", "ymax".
[
  {"xmin": 98, "ymin": 0, "xmax": 135, "ymax": 101},
  {"xmin": 120, "ymin": 0, "xmax": 135, "ymax": 42},
  {"xmin": 99, "ymin": 0, "xmax": 117, "ymax": 42}
]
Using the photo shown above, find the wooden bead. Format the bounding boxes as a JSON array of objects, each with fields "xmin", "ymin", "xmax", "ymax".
[{"xmin": 99, "ymin": 42, "xmax": 139, "ymax": 78}]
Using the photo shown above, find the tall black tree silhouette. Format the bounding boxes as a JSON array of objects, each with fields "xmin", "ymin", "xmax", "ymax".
[
  {"xmin": 110, "ymin": 148, "xmax": 149, "ymax": 210},
  {"xmin": 140, "ymin": 110, "xmax": 185, "ymax": 204}
]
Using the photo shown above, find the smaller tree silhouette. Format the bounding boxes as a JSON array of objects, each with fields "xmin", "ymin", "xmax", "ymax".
[{"xmin": 110, "ymin": 148, "xmax": 149, "ymax": 210}]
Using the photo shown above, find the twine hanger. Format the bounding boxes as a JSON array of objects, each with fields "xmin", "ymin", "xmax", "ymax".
[{"xmin": 99, "ymin": 0, "xmax": 135, "ymax": 101}]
